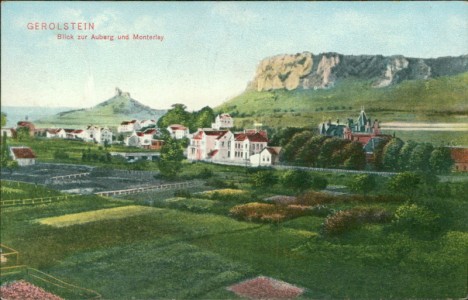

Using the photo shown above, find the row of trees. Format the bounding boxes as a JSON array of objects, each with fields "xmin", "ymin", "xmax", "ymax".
[
  {"xmin": 280, "ymin": 131, "xmax": 367, "ymax": 170},
  {"xmin": 379, "ymin": 138, "xmax": 453, "ymax": 173},
  {"xmin": 275, "ymin": 127, "xmax": 453, "ymax": 174},
  {"xmin": 157, "ymin": 104, "xmax": 216, "ymax": 132}
]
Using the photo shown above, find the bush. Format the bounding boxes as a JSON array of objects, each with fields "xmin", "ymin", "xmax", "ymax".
[
  {"xmin": 252, "ymin": 171, "xmax": 278, "ymax": 188},
  {"xmin": 323, "ymin": 207, "xmax": 392, "ymax": 235},
  {"xmin": 393, "ymin": 204, "xmax": 440, "ymax": 236},
  {"xmin": 281, "ymin": 170, "xmax": 312, "ymax": 191},
  {"xmin": 311, "ymin": 175, "xmax": 328, "ymax": 190},
  {"xmin": 229, "ymin": 202, "xmax": 311, "ymax": 223},
  {"xmin": 349, "ymin": 174, "xmax": 376, "ymax": 194}
]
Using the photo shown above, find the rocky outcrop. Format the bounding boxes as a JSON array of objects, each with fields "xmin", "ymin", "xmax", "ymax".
[{"xmin": 248, "ymin": 52, "xmax": 468, "ymax": 91}]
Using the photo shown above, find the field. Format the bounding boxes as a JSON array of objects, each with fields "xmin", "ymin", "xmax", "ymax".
[{"xmin": 1, "ymin": 168, "xmax": 467, "ymax": 299}]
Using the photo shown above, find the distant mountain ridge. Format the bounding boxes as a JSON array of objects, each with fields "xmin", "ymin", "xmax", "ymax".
[
  {"xmin": 248, "ymin": 52, "xmax": 468, "ymax": 91},
  {"xmin": 35, "ymin": 88, "xmax": 166, "ymax": 128}
]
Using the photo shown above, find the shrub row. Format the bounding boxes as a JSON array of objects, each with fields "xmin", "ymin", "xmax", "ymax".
[
  {"xmin": 229, "ymin": 202, "xmax": 331, "ymax": 223},
  {"xmin": 323, "ymin": 207, "xmax": 392, "ymax": 235}
]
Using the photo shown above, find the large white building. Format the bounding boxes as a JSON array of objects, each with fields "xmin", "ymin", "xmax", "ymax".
[
  {"xmin": 211, "ymin": 114, "xmax": 234, "ymax": 130},
  {"xmin": 167, "ymin": 124, "xmax": 190, "ymax": 139},
  {"xmin": 86, "ymin": 125, "xmax": 113, "ymax": 144}
]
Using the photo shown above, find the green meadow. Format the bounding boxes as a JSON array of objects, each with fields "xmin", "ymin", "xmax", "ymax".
[{"xmin": 1, "ymin": 171, "xmax": 467, "ymax": 299}]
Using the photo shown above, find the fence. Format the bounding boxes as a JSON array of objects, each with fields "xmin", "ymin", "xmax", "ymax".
[
  {"xmin": 95, "ymin": 180, "xmax": 203, "ymax": 197},
  {"xmin": 49, "ymin": 172, "xmax": 91, "ymax": 181},
  {"xmin": 1, "ymin": 195, "xmax": 78, "ymax": 207}
]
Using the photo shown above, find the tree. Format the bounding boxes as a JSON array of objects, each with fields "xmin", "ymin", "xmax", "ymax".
[
  {"xmin": 118, "ymin": 134, "xmax": 125, "ymax": 142},
  {"xmin": 281, "ymin": 131, "xmax": 315, "ymax": 163},
  {"xmin": 1, "ymin": 112, "xmax": 6, "ymax": 127},
  {"xmin": 372, "ymin": 138, "xmax": 390, "ymax": 170},
  {"xmin": 349, "ymin": 174, "xmax": 376, "ymax": 194},
  {"xmin": 317, "ymin": 137, "xmax": 349, "ymax": 168},
  {"xmin": 269, "ymin": 127, "xmax": 308, "ymax": 147},
  {"xmin": 408, "ymin": 143, "xmax": 434, "ymax": 172},
  {"xmin": 157, "ymin": 103, "xmax": 191, "ymax": 129},
  {"xmin": 429, "ymin": 147, "xmax": 453, "ymax": 174},
  {"xmin": 343, "ymin": 141, "xmax": 366, "ymax": 170},
  {"xmin": 281, "ymin": 169, "xmax": 312, "ymax": 191},
  {"xmin": 387, "ymin": 172, "xmax": 421, "ymax": 199},
  {"xmin": 382, "ymin": 137, "xmax": 404, "ymax": 171},
  {"xmin": 1, "ymin": 132, "xmax": 9, "ymax": 167},
  {"xmin": 158, "ymin": 137, "xmax": 184, "ymax": 179},
  {"xmin": 16, "ymin": 127, "xmax": 30, "ymax": 142},
  {"xmin": 398, "ymin": 140, "xmax": 418, "ymax": 171},
  {"xmin": 192, "ymin": 106, "xmax": 215, "ymax": 131},
  {"xmin": 295, "ymin": 135, "xmax": 328, "ymax": 167},
  {"xmin": 252, "ymin": 171, "xmax": 278, "ymax": 188}
]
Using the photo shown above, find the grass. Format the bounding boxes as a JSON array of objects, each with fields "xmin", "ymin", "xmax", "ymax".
[
  {"xmin": 6, "ymin": 137, "xmax": 157, "ymax": 168},
  {"xmin": 1, "ymin": 175, "xmax": 467, "ymax": 299},
  {"xmin": 217, "ymin": 73, "xmax": 468, "ymax": 131},
  {"xmin": 1, "ymin": 181, "xmax": 62, "ymax": 200},
  {"xmin": 37, "ymin": 205, "xmax": 159, "ymax": 227}
]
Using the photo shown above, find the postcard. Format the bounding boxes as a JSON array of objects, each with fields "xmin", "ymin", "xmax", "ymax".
[{"xmin": 1, "ymin": 2, "xmax": 467, "ymax": 299}]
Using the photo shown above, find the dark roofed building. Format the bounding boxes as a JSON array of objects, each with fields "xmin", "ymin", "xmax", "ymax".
[{"xmin": 9, "ymin": 146, "xmax": 36, "ymax": 166}]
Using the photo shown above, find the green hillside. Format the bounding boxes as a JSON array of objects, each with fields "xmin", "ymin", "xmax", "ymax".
[
  {"xmin": 217, "ymin": 73, "xmax": 468, "ymax": 129},
  {"xmin": 35, "ymin": 94, "xmax": 166, "ymax": 129}
]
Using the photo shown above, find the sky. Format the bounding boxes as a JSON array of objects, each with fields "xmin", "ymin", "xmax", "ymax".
[{"xmin": 1, "ymin": 1, "xmax": 467, "ymax": 111}]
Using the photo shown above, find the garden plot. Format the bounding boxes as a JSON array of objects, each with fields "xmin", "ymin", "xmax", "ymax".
[
  {"xmin": 227, "ymin": 276, "xmax": 305, "ymax": 299},
  {"xmin": 37, "ymin": 205, "xmax": 159, "ymax": 227}
]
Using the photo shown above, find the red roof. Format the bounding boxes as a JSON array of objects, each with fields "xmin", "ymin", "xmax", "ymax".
[
  {"xmin": 169, "ymin": 124, "xmax": 187, "ymax": 130},
  {"xmin": 120, "ymin": 121, "xmax": 130, "ymax": 125},
  {"xmin": 193, "ymin": 131, "xmax": 204, "ymax": 140},
  {"xmin": 11, "ymin": 147, "xmax": 36, "ymax": 159},
  {"xmin": 450, "ymin": 147, "xmax": 468, "ymax": 163},
  {"xmin": 216, "ymin": 131, "xmax": 230, "ymax": 140},
  {"xmin": 17, "ymin": 121, "xmax": 33, "ymax": 127},
  {"xmin": 235, "ymin": 132, "xmax": 268, "ymax": 143},
  {"xmin": 136, "ymin": 132, "xmax": 145, "ymax": 137},
  {"xmin": 205, "ymin": 130, "xmax": 227, "ymax": 136},
  {"xmin": 208, "ymin": 150, "xmax": 219, "ymax": 157},
  {"xmin": 73, "ymin": 130, "xmax": 84, "ymax": 133},
  {"xmin": 64, "ymin": 129, "xmax": 75, "ymax": 133},
  {"xmin": 130, "ymin": 120, "xmax": 138, "ymax": 124},
  {"xmin": 219, "ymin": 113, "xmax": 231, "ymax": 119},
  {"xmin": 144, "ymin": 129, "xmax": 157, "ymax": 134},
  {"xmin": 264, "ymin": 147, "xmax": 281, "ymax": 155}
]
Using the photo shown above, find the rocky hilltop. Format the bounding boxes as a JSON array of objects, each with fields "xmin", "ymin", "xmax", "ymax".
[
  {"xmin": 35, "ymin": 88, "xmax": 166, "ymax": 128},
  {"xmin": 248, "ymin": 52, "xmax": 468, "ymax": 91}
]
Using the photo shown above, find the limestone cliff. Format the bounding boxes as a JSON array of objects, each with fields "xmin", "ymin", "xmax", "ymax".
[{"xmin": 248, "ymin": 52, "xmax": 468, "ymax": 91}]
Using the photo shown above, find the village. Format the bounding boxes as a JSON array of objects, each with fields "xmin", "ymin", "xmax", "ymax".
[{"xmin": 1, "ymin": 107, "xmax": 467, "ymax": 172}]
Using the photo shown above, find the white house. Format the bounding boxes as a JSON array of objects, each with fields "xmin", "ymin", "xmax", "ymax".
[
  {"xmin": 1, "ymin": 128, "xmax": 15, "ymax": 138},
  {"xmin": 46, "ymin": 128, "xmax": 66, "ymax": 138},
  {"xmin": 211, "ymin": 113, "xmax": 234, "ymax": 130},
  {"xmin": 167, "ymin": 124, "xmax": 189, "ymax": 139},
  {"xmin": 86, "ymin": 125, "xmax": 113, "ymax": 144},
  {"xmin": 9, "ymin": 146, "xmax": 36, "ymax": 166},
  {"xmin": 125, "ymin": 132, "xmax": 141, "ymax": 147},
  {"xmin": 118, "ymin": 120, "xmax": 141, "ymax": 133},
  {"xmin": 230, "ymin": 130, "xmax": 269, "ymax": 163},
  {"xmin": 187, "ymin": 129, "xmax": 229, "ymax": 161},
  {"xmin": 250, "ymin": 147, "xmax": 282, "ymax": 167},
  {"xmin": 71, "ymin": 129, "xmax": 89, "ymax": 140}
]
